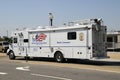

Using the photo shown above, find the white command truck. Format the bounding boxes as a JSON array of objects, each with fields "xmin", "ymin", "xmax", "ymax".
[{"xmin": 7, "ymin": 19, "xmax": 107, "ymax": 62}]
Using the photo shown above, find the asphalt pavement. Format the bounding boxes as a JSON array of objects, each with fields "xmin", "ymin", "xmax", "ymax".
[
  {"xmin": 0, "ymin": 53, "xmax": 120, "ymax": 80},
  {"xmin": 0, "ymin": 60, "xmax": 120, "ymax": 80}
]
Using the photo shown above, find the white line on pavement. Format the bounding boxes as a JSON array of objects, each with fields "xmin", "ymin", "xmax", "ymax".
[
  {"xmin": 16, "ymin": 66, "xmax": 30, "ymax": 71},
  {"xmin": 31, "ymin": 73, "xmax": 72, "ymax": 80},
  {"xmin": 0, "ymin": 72, "xmax": 8, "ymax": 75}
]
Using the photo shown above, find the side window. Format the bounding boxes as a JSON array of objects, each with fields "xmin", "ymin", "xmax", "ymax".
[
  {"xmin": 24, "ymin": 39, "xmax": 29, "ymax": 43},
  {"xmin": 14, "ymin": 38, "xmax": 17, "ymax": 43},
  {"xmin": 67, "ymin": 32, "xmax": 76, "ymax": 40},
  {"xmin": 107, "ymin": 37, "xmax": 112, "ymax": 42}
]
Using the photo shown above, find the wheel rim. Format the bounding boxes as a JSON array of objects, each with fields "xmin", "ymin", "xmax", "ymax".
[
  {"xmin": 55, "ymin": 53, "xmax": 63, "ymax": 62},
  {"xmin": 9, "ymin": 52, "xmax": 15, "ymax": 59},
  {"xmin": 56, "ymin": 55, "xmax": 61, "ymax": 61}
]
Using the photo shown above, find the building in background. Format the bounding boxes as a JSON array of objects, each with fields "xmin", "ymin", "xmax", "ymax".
[{"xmin": 107, "ymin": 31, "xmax": 120, "ymax": 51}]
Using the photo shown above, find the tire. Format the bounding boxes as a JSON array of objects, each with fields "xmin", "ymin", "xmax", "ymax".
[
  {"xmin": 55, "ymin": 52, "xmax": 64, "ymax": 62},
  {"xmin": 9, "ymin": 51, "xmax": 15, "ymax": 60}
]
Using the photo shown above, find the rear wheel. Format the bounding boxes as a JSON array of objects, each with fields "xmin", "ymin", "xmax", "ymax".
[
  {"xmin": 9, "ymin": 51, "xmax": 15, "ymax": 60},
  {"xmin": 55, "ymin": 52, "xmax": 64, "ymax": 62}
]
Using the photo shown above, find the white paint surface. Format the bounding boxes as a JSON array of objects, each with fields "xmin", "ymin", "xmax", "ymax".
[
  {"xmin": 31, "ymin": 73, "xmax": 72, "ymax": 80},
  {"xmin": 16, "ymin": 66, "xmax": 30, "ymax": 71},
  {"xmin": 0, "ymin": 72, "xmax": 7, "ymax": 75}
]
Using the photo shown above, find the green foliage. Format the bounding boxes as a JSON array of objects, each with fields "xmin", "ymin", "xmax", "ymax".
[
  {"xmin": 0, "ymin": 36, "xmax": 12, "ymax": 43},
  {"xmin": 0, "ymin": 37, "xmax": 4, "ymax": 41}
]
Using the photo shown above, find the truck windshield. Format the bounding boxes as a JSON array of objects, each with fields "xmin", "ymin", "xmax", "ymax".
[{"xmin": 3, "ymin": 42, "xmax": 9, "ymax": 45}]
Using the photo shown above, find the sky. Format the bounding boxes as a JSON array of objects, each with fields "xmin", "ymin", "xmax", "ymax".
[{"xmin": 0, "ymin": 0, "xmax": 120, "ymax": 37}]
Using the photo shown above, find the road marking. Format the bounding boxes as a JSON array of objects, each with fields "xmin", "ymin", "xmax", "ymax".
[
  {"xmin": 78, "ymin": 67, "xmax": 120, "ymax": 74},
  {"xmin": 0, "ymin": 72, "xmax": 7, "ymax": 75},
  {"xmin": 16, "ymin": 66, "xmax": 30, "ymax": 71},
  {"xmin": 31, "ymin": 73, "xmax": 72, "ymax": 80}
]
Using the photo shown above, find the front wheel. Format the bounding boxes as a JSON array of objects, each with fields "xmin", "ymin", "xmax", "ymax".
[
  {"xmin": 55, "ymin": 52, "xmax": 64, "ymax": 62},
  {"xmin": 9, "ymin": 51, "xmax": 15, "ymax": 60}
]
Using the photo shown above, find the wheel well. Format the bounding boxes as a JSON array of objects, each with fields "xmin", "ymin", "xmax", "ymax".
[
  {"xmin": 8, "ymin": 50, "xmax": 14, "ymax": 55},
  {"xmin": 54, "ymin": 51, "xmax": 63, "ymax": 58}
]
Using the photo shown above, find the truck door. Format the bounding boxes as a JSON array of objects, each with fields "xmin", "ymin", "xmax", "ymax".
[
  {"xmin": 12, "ymin": 37, "xmax": 20, "ymax": 55},
  {"xmin": 39, "ymin": 32, "xmax": 51, "ymax": 57},
  {"xmin": 73, "ymin": 30, "xmax": 88, "ymax": 59},
  {"xmin": 18, "ymin": 33, "xmax": 25, "ymax": 55}
]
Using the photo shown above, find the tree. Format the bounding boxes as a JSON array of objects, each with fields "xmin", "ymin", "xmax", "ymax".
[
  {"xmin": 0, "ymin": 37, "xmax": 4, "ymax": 41},
  {"xmin": 1, "ymin": 36, "xmax": 12, "ymax": 43}
]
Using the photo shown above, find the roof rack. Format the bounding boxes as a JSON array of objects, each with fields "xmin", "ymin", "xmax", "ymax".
[{"xmin": 68, "ymin": 18, "xmax": 103, "ymax": 26}]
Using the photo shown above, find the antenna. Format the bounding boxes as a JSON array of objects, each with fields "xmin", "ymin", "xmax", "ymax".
[{"xmin": 49, "ymin": 13, "xmax": 53, "ymax": 26}]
